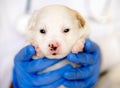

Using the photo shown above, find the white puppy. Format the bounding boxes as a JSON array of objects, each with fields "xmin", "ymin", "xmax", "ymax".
[{"xmin": 26, "ymin": 5, "xmax": 89, "ymax": 74}]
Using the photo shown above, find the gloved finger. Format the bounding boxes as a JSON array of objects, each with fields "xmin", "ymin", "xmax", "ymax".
[
  {"xmin": 40, "ymin": 79, "xmax": 64, "ymax": 88},
  {"xmin": 22, "ymin": 58, "xmax": 61, "ymax": 73},
  {"xmin": 63, "ymin": 80, "xmax": 85, "ymax": 88},
  {"xmin": 86, "ymin": 60, "xmax": 100, "ymax": 88},
  {"xmin": 67, "ymin": 52, "xmax": 96, "ymax": 65},
  {"xmin": 14, "ymin": 45, "xmax": 35, "ymax": 62},
  {"xmin": 84, "ymin": 39, "xmax": 100, "ymax": 53},
  {"xmin": 64, "ymin": 65, "xmax": 95, "ymax": 80},
  {"xmin": 84, "ymin": 39, "xmax": 101, "ymax": 62},
  {"xmin": 18, "ymin": 79, "xmax": 64, "ymax": 88},
  {"xmin": 67, "ymin": 39, "xmax": 101, "ymax": 65},
  {"xmin": 12, "ymin": 68, "xmax": 18, "ymax": 88},
  {"xmin": 86, "ymin": 71, "xmax": 99, "ymax": 88},
  {"xmin": 63, "ymin": 73, "xmax": 99, "ymax": 88},
  {"xmin": 31, "ymin": 64, "xmax": 72, "ymax": 86}
]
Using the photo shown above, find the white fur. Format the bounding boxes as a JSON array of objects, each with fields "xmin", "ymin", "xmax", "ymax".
[
  {"xmin": 26, "ymin": 5, "xmax": 89, "ymax": 88},
  {"xmin": 26, "ymin": 5, "xmax": 88, "ymax": 59}
]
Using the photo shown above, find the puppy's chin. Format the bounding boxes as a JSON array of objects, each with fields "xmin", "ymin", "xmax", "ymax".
[{"xmin": 45, "ymin": 54, "xmax": 67, "ymax": 59}]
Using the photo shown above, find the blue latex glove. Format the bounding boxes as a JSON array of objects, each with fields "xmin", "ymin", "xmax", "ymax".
[
  {"xmin": 12, "ymin": 45, "xmax": 72, "ymax": 88},
  {"xmin": 63, "ymin": 39, "xmax": 101, "ymax": 88}
]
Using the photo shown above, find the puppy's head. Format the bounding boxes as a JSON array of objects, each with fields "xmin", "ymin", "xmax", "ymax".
[{"xmin": 26, "ymin": 5, "xmax": 88, "ymax": 59}]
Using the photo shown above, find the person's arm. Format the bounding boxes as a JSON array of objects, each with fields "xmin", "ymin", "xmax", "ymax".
[
  {"xmin": 94, "ymin": 33, "xmax": 120, "ymax": 72},
  {"xmin": 63, "ymin": 39, "xmax": 101, "ymax": 88},
  {"xmin": 12, "ymin": 45, "xmax": 72, "ymax": 88}
]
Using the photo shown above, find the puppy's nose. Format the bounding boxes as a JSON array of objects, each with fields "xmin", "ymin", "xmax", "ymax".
[{"xmin": 48, "ymin": 42, "xmax": 60, "ymax": 52}]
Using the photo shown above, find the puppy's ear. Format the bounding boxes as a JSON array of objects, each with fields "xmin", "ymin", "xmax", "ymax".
[
  {"xmin": 28, "ymin": 10, "xmax": 40, "ymax": 31},
  {"xmin": 76, "ymin": 13, "xmax": 86, "ymax": 28},
  {"xmin": 26, "ymin": 10, "xmax": 39, "ymax": 41},
  {"xmin": 69, "ymin": 9, "xmax": 86, "ymax": 28},
  {"xmin": 69, "ymin": 8, "xmax": 89, "ymax": 38}
]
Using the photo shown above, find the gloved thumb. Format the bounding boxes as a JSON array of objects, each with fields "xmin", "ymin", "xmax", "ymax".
[{"xmin": 15, "ymin": 45, "xmax": 35, "ymax": 61}]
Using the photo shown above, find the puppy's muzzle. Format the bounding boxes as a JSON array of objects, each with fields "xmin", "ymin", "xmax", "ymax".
[{"xmin": 48, "ymin": 41, "xmax": 60, "ymax": 55}]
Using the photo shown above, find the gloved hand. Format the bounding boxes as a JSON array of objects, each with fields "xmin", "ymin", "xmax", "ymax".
[
  {"xmin": 63, "ymin": 39, "xmax": 101, "ymax": 88},
  {"xmin": 12, "ymin": 45, "xmax": 72, "ymax": 88}
]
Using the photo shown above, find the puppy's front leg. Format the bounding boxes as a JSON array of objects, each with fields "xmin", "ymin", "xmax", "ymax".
[
  {"xmin": 72, "ymin": 39, "xmax": 85, "ymax": 53},
  {"xmin": 31, "ymin": 41, "xmax": 44, "ymax": 59}
]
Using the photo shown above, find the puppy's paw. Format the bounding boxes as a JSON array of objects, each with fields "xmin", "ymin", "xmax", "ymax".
[
  {"xmin": 31, "ymin": 41, "xmax": 44, "ymax": 59},
  {"xmin": 72, "ymin": 39, "xmax": 85, "ymax": 53}
]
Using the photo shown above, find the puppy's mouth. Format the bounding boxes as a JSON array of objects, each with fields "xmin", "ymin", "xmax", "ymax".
[
  {"xmin": 52, "ymin": 53, "xmax": 57, "ymax": 55},
  {"xmin": 46, "ymin": 52, "xmax": 66, "ymax": 59}
]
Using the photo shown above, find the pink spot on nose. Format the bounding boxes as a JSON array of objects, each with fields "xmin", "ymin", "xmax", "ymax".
[{"xmin": 48, "ymin": 41, "xmax": 60, "ymax": 54}]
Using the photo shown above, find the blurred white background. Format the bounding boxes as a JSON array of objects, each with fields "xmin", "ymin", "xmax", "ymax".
[{"xmin": 0, "ymin": 0, "xmax": 120, "ymax": 88}]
